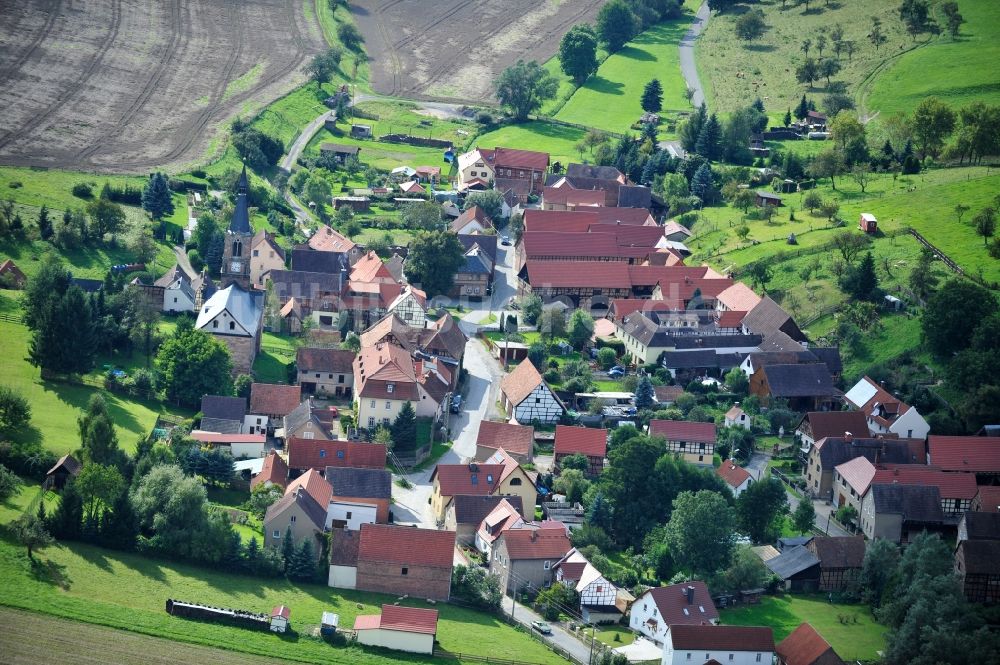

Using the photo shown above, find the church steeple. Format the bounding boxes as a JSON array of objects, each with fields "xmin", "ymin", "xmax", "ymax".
[{"xmin": 229, "ymin": 163, "xmax": 252, "ymax": 235}]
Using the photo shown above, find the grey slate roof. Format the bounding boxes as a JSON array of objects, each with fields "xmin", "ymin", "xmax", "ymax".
[
  {"xmin": 452, "ymin": 495, "xmax": 525, "ymax": 524},
  {"xmin": 201, "ymin": 395, "xmax": 248, "ymax": 422},
  {"xmin": 962, "ymin": 512, "xmax": 1000, "ymax": 540},
  {"xmin": 458, "ymin": 234, "xmax": 497, "ymax": 267},
  {"xmin": 265, "ymin": 487, "xmax": 327, "ymax": 531},
  {"xmin": 324, "ymin": 467, "xmax": 392, "ymax": 500},
  {"xmin": 291, "ymin": 248, "xmax": 348, "ymax": 274},
  {"xmin": 195, "ymin": 284, "xmax": 263, "ymax": 335},
  {"xmin": 742, "ymin": 296, "xmax": 806, "ymax": 342},
  {"xmin": 229, "ymin": 165, "xmax": 252, "ymax": 234},
  {"xmin": 71, "ymin": 277, "xmax": 104, "ymax": 293},
  {"xmin": 617, "ymin": 185, "xmax": 652, "ymax": 209},
  {"xmin": 269, "ymin": 270, "xmax": 345, "ymax": 299},
  {"xmin": 810, "ymin": 347, "xmax": 843, "ymax": 375},
  {"xmin": 816, "ymin": 437, "xmax": 922, "ymax": 469},
  {"xmin": 565, "ymin": 164, "xmax": 624, "ymax": 180},
  {"xmin": 283, "ymin": 401, "xmax": 314, "ymax": 436},
  {"xmin": 870, "ymin": 484, "xmax": 944, "ymax": 523},
  {"xmin": 778, "ymin": 536, "xmax": 814, "ymax": 551},
  {"xmin": 765, "ymin": 545, "xmax": 820, "ymax": 579},
  {"xmin": 761, "ymin": 364, "xmax": 836, "ymax": 398},
  {"xmin": 200, "ymin": 417, "xmax": 243, "ymax": 434},
  {"xmin": 461, "ymin": 250, "xmax": 492, "ymax": 275}
]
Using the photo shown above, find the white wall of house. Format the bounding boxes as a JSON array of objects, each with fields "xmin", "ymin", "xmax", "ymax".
[
  {"xmin": 198, "ymin": 309, "xmax": 252, "ymax": 337},
  {"xmin": 231, "ymin": 441, "xmax": 265, "ymax": 459},
  {"xmin": 579, "ymin": 576, "xmax": 617, "ymax": 607},
  {"xmin": 163, "ymin": 282, "xmax": 195, "ymax": 313},
  {"xmin": 457, "ymin": 151, "xmax": 494, "ymax": 188},
  {"xmin": 389, "ymin": 293, "xmax": 427, "ymax": 327},
  {"xmin": 512, "ymin": 384, "xmax": 563, "ymax": 425},
  {"xmin": 629, "ymin": 595, "xmax": 671, "ymax": 645},
  {"xmin": 326, "ymin": 501, "xmax": 377, "ymax": 531},
  {"xmin": 357, "ymin": 396, "xmax": 407, "ymax": 431},
  {"xmin": 356, "ymin": 628, "xmax": 434, "ymax": 655},
  {"xmin": 245, "ymin": 414, "xmax": 269, "ymax": 435},
  {"xmin": 725, "ymin": 411, "xmax": 751, "ymax": 430},
  {"xmin": 415, "ymin": 384, "xmax": 444, "ymax": 420},
  {"xmin": 328, "ymin": 564, "xmax": 357, "ymax": 589},
  {"xmin": 886, "ymin": 408, "xmax": 930, "ymax": 440},
  {"xmin": 662, "ymin": 639, "xmax": 771, "ymax": 665}
]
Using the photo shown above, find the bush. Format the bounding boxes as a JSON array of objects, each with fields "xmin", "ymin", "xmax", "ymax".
[
  {"xmin": 71, "ymin": 183, "xmax": 94, "ymax": 199},
  {"xmin": 544, "ymin": 368, "xmax": 561, "ymax": 383},
  {"xmin": 597, "ymin": 347, "xmax": 618, "ymax": 370}
]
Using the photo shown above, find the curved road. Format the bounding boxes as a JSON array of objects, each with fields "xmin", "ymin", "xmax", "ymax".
[{"xmin": 679, "ymin": 1, "xmax": 711, "ymax": 110}]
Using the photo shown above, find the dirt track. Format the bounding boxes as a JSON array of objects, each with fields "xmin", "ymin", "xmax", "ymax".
[
  {"xmin": 0, "ymin": 0, "xmax": 327, "ymax": 173},
  {"xmin": 352, "ymin": 0, "xmax": 607, "ymax": 103}
]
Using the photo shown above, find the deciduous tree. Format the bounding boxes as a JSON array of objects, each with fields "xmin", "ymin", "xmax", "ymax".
[
  {"xmin": 735, "ymin": 10, "xmax": 766, "ymax": 41},
  {"xmin": 666, "ymin": 490, "xmax": 736, "ymax": 576},
  {"xmin": 403, "ymin": 230, "xmax": 466, "ymax": 297},
  {"xmin": 155, "ymin": 320, "xmax": 233, "ymax": 407},
  {"xmin": 12, "ymin": 513, "xmax": 53, "ymax": 561},
  {"xmin": 494, "ymin": 60, "xmax": 559, "ymax": 122},
  {"xmin": 596, "ymin": 0, "xmax": 637, "ymax": 53},
  {"xmin": 559, "ymin": 24, "xmax": 599, "ymax": 85},
  {"xmin": 912, "ymin": 97, "xmax": 956, "ymax": 159},
  {"xmin": 566, "ymin": 309, "xmax": 595, "ymax": 350},
  {"xmin": 792, "ymin": 499, "xmax": 815, "ymax": 534}
]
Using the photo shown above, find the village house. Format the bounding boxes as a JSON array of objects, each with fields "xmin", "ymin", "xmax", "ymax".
[
  {"xmin": 446, "ymin": 495, "xmax": 524, "ymax": 546},
  {"xmin": 267, "ymin": 269, "xmax": 345, "ymax": 319},
  {"xmin": 927, "ymin": 435, "xmax": 1000, "ymax": 484},
  {"xmin": 749, "ymin": 364, "xmax": 838, "ymax": 411},
  {"xmin": 484, "ymin": 447, "xmax": 538, "ymax": 515},
  {"xmin": 541, "ymin": 186, "xmax": 606, "ymax": 211},
  {"xmin": 834, "ymin": 458, "xmax": 978, "ymax": 518},
  {"xmin": 247, "ymin": 383, "xmax": 302, "ymax": 435},
  {"xmin": 250, "ymin": 231, "xmax": 286, "ymax": 288},
  {"xmin": 795, "ymin": 411, "xmax": 870, "ymax": 459},
  {"xmin": 805, "ymin": 537, "xmax": 864, "ymax": 592},
  {"xmin": 762, "ymin": 543, "xmax": 821, "ymax": 592},
  {"xmin": 0, "ymin": 258, "xmax": 27, "ymax": 288},
  {"xmin": 251, "ymin": 452, "xmax": 289, "ymax": 491},
  {"xmin": 805, "ymin": 434, "xmax": 925, "ymax": 500},
  {"xmin": 662, "ymin": 625, "xmax": 775, "ymax": 665},
  {"xmin": 456, "ymin": 148, "xmax": 495, "ymax": 190},
  {"xmin": 452, "ymin": 244, "xmax": 493, "ymax": 299},
  {"xmin": 716, "ymin": 461, "xmax": 754, "ymax": 496},
  {"xmin": 475, "ymin": 420, "xmax": 534, "ymax": 464},
  {"xmin": 451, "ymin": 205, "xmax": 491, "ymax": 235},
  {"xmin": 552, "ymin": 547, "xmax": 621, "ymax": 624},
  {"xmin": 648, "ymin": 420, "xmax": 717, "ymax": 467},
  {"xmin": 724, "ymin": 405, "xmax": 751, "ymax": 430},
  {"xmin": 195, "ymin": 283, "xmax": 264, "ymax": 375},
  {"xmin": 324, "ymin": 466, "xmax": 391, "ymax": 528},
  {"xmin": 319, "ymin": 143, "xmax": 360, "ymax": 165},
  {"xmin": 189, "ymin": 430, "xmax": 266, "ymax": 459},
  {"xmin": 430, "ymin": 462, "xmax": 504, "ymax": 523},
  {"xmin": 296, "ymin": 347, "xmax": 355, "ymax": 397},
  {"xmin": 490, "ymin": 527, "xmax": 572, "ymax": 594},
  {"xmin": 308, "ymin": 224, "xmax": 363, "ymax": 265},
  {"xmin": 328, "ymin": 523, "xmax": 456, "ymax": 601},
  {"xmin": 954, "ymin": 512, "xmax": 1000, "ymax": 604},
  {"xmin": 776, "ymin": 623, "xmax": 845, "ymax": 665},
  {"xmin": 522, "ymin": 208, "xmax": 655, "ymax": 234},
  {"xmin": 475, "ymin": 498, "xmax": 526, "ymax": 559},
  {"xmin": 860, "ymin": 483, "xmax": 947, "ymax": 544},
  {"xmin": 354, "ymin": 342, "xmax": 448, "ymax": 431},
  {"xmin": 286, "ymin": 438, "xmax": 386, "ymax": 474},
  {"xmin": 844, "ymin": 376, "xmax": 930, "ymax": 440},
  {"xmin": 972, "ymin": 486, "xmax": 1000, "ymax": 513},
  {"xmin": 199, "ymin": 395, "xmax": 247, "ymax": 434},
  {"xmin": 629, "ymin": 581, "xmax": 719, "ymax": 646},
  {"xmin": 500, "ymin": 360, "xmax": 564, "ymax": 425},
  {"xmin": 282, "ymin": 400, "xmax": 341, "ymax": 441},
  {"xmin": 554, "ymin": 425, "xmax": 607, "ymax": 476},
  {"xmin": 155, "ymin": 264, "xmax": 196, "ymax": 313},
  {"xmin": 291, "ymin": 247, "xmax": 349, "ymax": 274},
  {"xmin": 264, "ymin": 485, "xmax": 327, "ymax": 560},
  {"xmin": 353, "ymin": 605, "xmax": 438, "ymax": 655},
  {"xmin": 490, "ymin": 147, "xmax": 550, "ymax": 200}
]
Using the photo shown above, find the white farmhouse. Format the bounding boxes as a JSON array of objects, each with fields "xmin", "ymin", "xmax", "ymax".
[
  {"xmin": 553, "ymin": 548, "xmax": 621, "ymax": 624},
  {"xmin": 662, "ymin": 625, "xmax": 774, "ymax": 665},
  {"xmin": 500, "ymin": 359, "xmax": 564, "ymax": 425},
  {"xmin": 844, "ymin": 376, "xmax": 930, "ymax": 440},
  {"xmin": 353, "ymin": 605, "xmax": 438, "ymax": 655},
  {"xmin": 630, "ymin": 582, "xmax": 719, "ymax": 646}
]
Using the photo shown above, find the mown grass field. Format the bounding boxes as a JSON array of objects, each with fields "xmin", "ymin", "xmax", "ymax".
[
  {"xmin": 476, "ymin": 121, "xmax": 588, "ymax": 167},
  {"xmin": 0, "ymin": 531, "xmax": 568, "ymax": 665},
  {"xmin": 555, "ymin": 19, "xmax": 693, "ymax": 135},
  {"xmin": 696, "ymin": 0, "xmax": 913, "ymax": 118},
  {"xmin": 721, "ymin": 594, "xmax": 886, "ymax": 662},
  {"xmin": 0, "ymin": 292, "xmax": 187, "ymax": 456},
  {"xmin": 866, "ymin": 0, "xmax": 1000, "ymax": 115}
]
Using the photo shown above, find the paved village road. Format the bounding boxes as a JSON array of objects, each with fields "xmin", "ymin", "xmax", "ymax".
[
  {"xmin": 501, "ymin": 596, "xmax": 593, "ymax": 665},
  {"xmin": 679, "ymin": 1, "xmax": 710, "ymax": 110}
]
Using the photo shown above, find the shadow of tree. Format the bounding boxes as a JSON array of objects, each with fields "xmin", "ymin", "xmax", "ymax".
[
  {"xmin": 745, "ymin": 43, "xmax": 778, "ymax": 53},
  {"xmin": 583, "ymin": 76, "xmax": 625, "ymax": 97},
  {"xmin": 31, "ymin": 556, "xmax": 71, "ymax": 590}
]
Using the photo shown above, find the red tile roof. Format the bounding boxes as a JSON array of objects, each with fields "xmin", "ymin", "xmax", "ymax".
[
  {"xmin": 625, "ymin": 265, "xmax": 710, "ymax": 288},
  {"xmin": 354, "ymin": 343, "xmax": 419, "ymax": 400},
  {"xmin": 452, "ymin": 205, "xmax": 491, "ymax": 232},
  {"xmin": 649, "ymin": 420, "xmax": 717, "ymax": 444},
  {"xmin": 249, "ymin": 383, "xmax": 302, "ymax": 416},
  {"xmin": 928, "ymin": 436, "xmax": 1000, "ymax": 473},
  {"xmin": 358, "ymin": 523, "xmax": 455, "ymax": 568},
  {"xmin": 543, "ymin": 187, "xmax": 606, "ymax": 207},
  {"xmin": 354, "ymin": 605, "xmax": 439, "ymax": 635},
  {"xmin": 776, "ymin": 623, "xmax": 843, "ymax": 665},
  {"xmin": 308, "ymin": 225, "xmax": 357, "ymax": 252},
  {"xmin": 833, "ymin": 456, "xmax": 877, "ymax": 494},
  {"xmin": 717, "ymin": 310, "xmax": 747, "ymax": 329},
  {"xmin": 716, "ymin": 462, "xmax": 752, "ymax": 489},
  {"xmin": 523, "ymin": 209, "xmax": 601, "ymax": 233},
  {"xmin": 871, "ymin": 466, "xmax": 979, "ymax": 500},
  {"xmin": 286, "ymin": 438, "xmax": 386, "ymax": 470},
  {"xmin": 524, "ymin": 261, "xmax": 632, "ymax": 289},
  {"xmin": 272, "ymin": 605, "xmax": 290, "ymax": 619},
  {"xmin": 717, "ymin": 282, "xmax": 762, "ymax": 312},
  {"xmin": 476, "ymin": 421, "xmax": 534, "ymax": 457},
  {"xmin": 501, "ymin": 359, "xmax": 546, "ymax": 407},
  {"xmin": 643, "ymin": 581, "xmax": 719, "ymax": 626},
  {"xmin": 592, "ymin": 207, "xmax": 655, "ymax": 225},
  {"xmin": 432, "ymin": 463, "xmax": 505, "ymax": 496},
  {"xmin": 350, "ymin": 250, "xmax": 394, "ymax": 283},
  {"xmin": 285, "ymin": 468, "xmax": 333, "ymax": 507},
  {"xmin": 668, "ymin": 625, "xmax": 774, "ymax": 652},
  {"xmin": 554, "ymin": 425, "xmax": 607, "ymax": 458},
  {"xmin": 501, "ymin": 529, "xmax": 572, "ymax": 560},
  {"xmin": 251, "ymin": 452, "xmax": 288, "ymax": 490},
  {"xmin": 976, "ymin": 486, "xmax": 1000, "ymax": 512},
  {"xmin": 522, "ymin": 232, "xmax": 622, "ymax": 259},
  {"xmin": 490, "ymin": 147, "xmax": 549, "ymax": 171}
]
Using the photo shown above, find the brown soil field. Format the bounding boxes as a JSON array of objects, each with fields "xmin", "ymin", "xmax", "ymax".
[
  {"xmin": 0, "ymin": 606, "xmax": 300, "ymax": 665},
  {"xmin": 352, "ymin": 0, "xmax": 606, "ymax": 102},
  {"xmin": 0, "ymin": 0, "xmax": 327, "ymax": 174}
]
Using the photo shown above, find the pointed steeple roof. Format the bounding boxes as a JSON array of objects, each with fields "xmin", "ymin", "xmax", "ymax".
[{"xmin": 229, "ymin": 163, "xmax": 252, "ymax": 234}]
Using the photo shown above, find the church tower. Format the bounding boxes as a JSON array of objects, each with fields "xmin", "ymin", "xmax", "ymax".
[{"xmin": 220, "ymin": 164, "xmax": 253, "ymax": 290}]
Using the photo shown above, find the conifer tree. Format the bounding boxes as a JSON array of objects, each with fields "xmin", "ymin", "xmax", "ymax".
[{"xmin": 141, "ymin": 172, "xmax": 175, "ymax": 220}]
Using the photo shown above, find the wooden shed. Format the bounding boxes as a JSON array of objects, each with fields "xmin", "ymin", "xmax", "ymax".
[
  {"xmin": 755, "ymin": 190, "xmax": 783, "ymax": 207},
  {"xmin": 859, "ymin": 212, "xmax": 877, "ymax": 234},
  {"xmin": 45, "ymin": 454, "xmax": 81, "ymax": 490}
]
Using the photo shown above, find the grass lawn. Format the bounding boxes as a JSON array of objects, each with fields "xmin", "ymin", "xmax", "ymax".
[
  {"xmin": 352, "ymin": 226, "xmax": 415, "ymax": 247},
  {"xmin": 556, "ymin": 19, "xmax": 693, "ymax": 136},
  {"xmin": 475, "ymin": 121, "xmax": 588, "ymax": 168},
  {"xmin": 586, "ymin": 624, "xmax": 635, "ymax": 648},
  {"xmin": 696, "ymin": 0, "xmax": 913, "ymax": 118},
  {"xmin": 0, "ymin": 293, "xmax": 187, "ymax": 456},
  {"xmin": 866, "ymin": 0, "xmax": 1000, "ymax": 116},
  {"xmin": 0, "ymin": 537, "xmax": 567, "ymax": 665},
  {"xmin": 253, "ymin": 332, "xmax": 299, "ymax": 384},
  {"xmin": 0, "ymin": 479, "xmax": 50, "ymax": 525},
  {"xmin": 0, "ymin": 167, "xmax": 146, "ymax": 212},
  {"xmin": 721, "ymin": 594, "xmax": 886, "ymax": 662}
]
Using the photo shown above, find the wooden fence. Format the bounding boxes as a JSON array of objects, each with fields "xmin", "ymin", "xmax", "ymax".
[{"xmin": 0, "ymin": 312, "xmax": 24, "ymax": 325}]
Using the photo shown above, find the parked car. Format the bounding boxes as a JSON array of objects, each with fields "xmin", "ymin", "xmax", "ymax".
[
  {"xmin": 608, "ymin": 368, "xmax": 625, "ymax": 378},
  {"xmin": 500, "ymin": 235, "xmax": 512, "ymax": 246},
  {"xmin": 450, "ymin": 394, "xmax": 463, "ymax": 413},
  {"xmin": 531, "ymin": 621, "xmax": 552, "ymax": 635}
]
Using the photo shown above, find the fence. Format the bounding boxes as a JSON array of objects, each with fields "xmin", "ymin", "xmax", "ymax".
[
  {"xmin": 0, "ymin": 312, "xmax": 24, "ymax": 325},
  {"xmin": 433, "ymin": 650, "xmax": 569, "ymax": 665},
  {"xmin": 261, "ymin": 344, "xmax": 296, "ymax": 358}
]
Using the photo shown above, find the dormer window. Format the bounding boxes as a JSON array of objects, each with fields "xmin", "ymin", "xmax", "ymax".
[
  {"xmin": 387, "ymin": 383, "xmax": 394, "ymax": 393},
  {"xmin": 487, "ymin": 474, "xmax": 494, "ymax": 483},
  {"xmin": 471, "ymin": 474, "xmax": 478, "ymax": 485}
]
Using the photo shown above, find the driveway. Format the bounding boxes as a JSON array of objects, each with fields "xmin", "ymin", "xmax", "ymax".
[{"xmin": 679, "ymin": 1, "xmax": 710, "ymax": 109}]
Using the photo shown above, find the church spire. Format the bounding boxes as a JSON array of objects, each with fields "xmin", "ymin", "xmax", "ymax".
[{"xmin": 229, "ymin": 163, "xmax": 252, "ymax": 234}]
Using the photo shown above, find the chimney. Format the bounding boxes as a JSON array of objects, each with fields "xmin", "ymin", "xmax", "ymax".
[
  {"xmin": 844, "ymin": 431, "xmax": 853, "ymax": 443},
  {"xmin": 685, "ymin": 586, "xmax": 695, "ymax": 605},
  {"xmin": 530, "ymin": 531, "xmax": 538, "ymax": 542}
]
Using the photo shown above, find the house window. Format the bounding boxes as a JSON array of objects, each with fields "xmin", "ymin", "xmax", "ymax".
[
  {"xmin": 338, "ymin": 375, "xmax": 345, "ymax": 384},
  {"xmin": 698, "ymin": 455, "xmax": 704, "ymax": 462},
  {"xmin": 370, "ymin": 400, "xmax": 376, "ymax": 408},
  {"xmin": 328, "ymin": 373, "xmax": 333, "ymax": 379},
  {"xmin": 535, "ymin": 397, "xmax": 541, "ymax": 403},
  {"xmin": 401, "ymin": 567, "xmax": 408, "ymax": 575},
  {"xmin": 337, "ymin": 450, "xmax": 345, "ymax": 459},
  {"xmin": 387, "ymin": 383, "xmax": 395, "ymax": 394},
  {"xmin": 686, "ymin": 655, "xmax": 691, "ymax": 661},
  {"xmin": 273, "ymin": 530, "xmax": 280, "ymax": 538},
  {"xmin": 173, "ymin": 297, "xmax": 177, "ymax": 303},
  {"xmin": 290, "ymin": 515, "xmax": 296, "ymax": 523},
  {"xmin": 316, "ymin": 373, "xmax": 321, "ymax": 378},
  {"xmin": 303, "ymin": 431, "xmax": 314, "ymax": 439},
  {"xmin": 253, "ymin": 249, "xmax": 259, "ymax": 257},
  {"xmin": 382, "ymin": 417, "xmax": 390, "ymax": 425},
  {"xmin": 257, "ymin": 418, "xmax": 262, "ymax": 425},
  {"xmin": 368, "ymin": 417, "xmax": 375, "ymax": 428},
  {"xmin": 510, "ymin": 478, "xmax": 522, "ymax": 486},
  {"xmin": 471, "ymin": 475, "xmax": 478, "ymax": 485},
  {"xmin": 596, "ymin": 585, "xmax": 603, "ymax": 593},
  {"xmin": 756, "ymin": 655, "xmax": 762, "ymax": 662},
  {"xmin": 385, "ymin": 401, "xmax": 391, "ymax": 409},
  {"xmin": 346, "ymin": 511, "xmax": 352, "ymax": 519},
  {"xmin": 729, "ymin": 656, "xmax": 734, "ymax": 662},
  {"xmin": 543, "ymin": 560, "xmax": 551, "ymax": 570},
  {"xmin": 212, "ymin": 320, "xmax": 219, "ymax": 329},
  {"xmin": 319, "ymin": 449, "xmax": 326, "ymax": 458}
]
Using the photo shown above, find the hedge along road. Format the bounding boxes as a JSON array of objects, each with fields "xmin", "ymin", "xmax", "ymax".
[{"xmin": 679, "ymin": 1, "xmax": 711, "ymax": 109}]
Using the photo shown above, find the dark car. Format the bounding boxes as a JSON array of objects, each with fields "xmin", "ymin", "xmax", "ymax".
[{"xmin": 450, "ymin": 394, "xmax": 463, "ymax": 413}]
